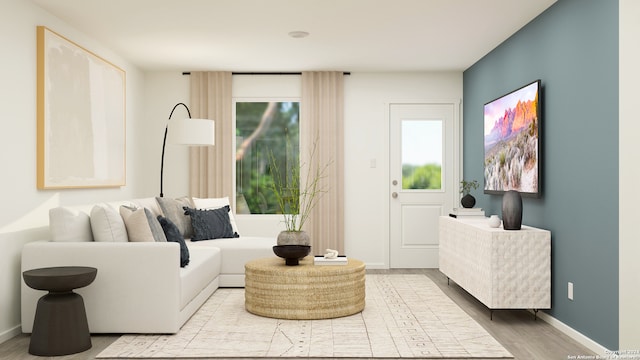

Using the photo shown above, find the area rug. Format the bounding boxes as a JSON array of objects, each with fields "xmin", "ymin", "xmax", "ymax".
[{"xmin": 97, "ymin": 274, "xmax": 512, "ymax": 358}]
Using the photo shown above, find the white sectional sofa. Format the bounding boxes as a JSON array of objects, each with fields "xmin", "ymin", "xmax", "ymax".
[{"xmin": 21, "ymin": 197, "xmax": 276, "ymax": 334}]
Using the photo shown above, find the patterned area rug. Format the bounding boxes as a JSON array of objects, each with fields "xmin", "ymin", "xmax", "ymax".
[{"xmin": 97, "ymin": 274, "xmax": 512, "ymax": 358}]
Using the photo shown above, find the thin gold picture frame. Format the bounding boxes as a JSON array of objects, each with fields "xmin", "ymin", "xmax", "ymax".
[{"xmin": 37, "ymin": 26, "xmax": 126, "ymax": 189}]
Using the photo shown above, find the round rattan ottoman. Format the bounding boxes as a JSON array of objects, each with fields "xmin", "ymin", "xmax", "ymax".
[{"xmin": 244, "ymin": 256, "xmax": 365, "ymax": 320}]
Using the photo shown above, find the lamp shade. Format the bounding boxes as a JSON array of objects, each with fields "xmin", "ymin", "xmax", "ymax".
[{"xmin": 167, "ymin": 118, "xmax": 215, "ymax": 146}]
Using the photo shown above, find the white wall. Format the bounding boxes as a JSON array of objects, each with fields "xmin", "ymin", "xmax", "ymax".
[
  {"xmin": 142, "ymin": 72, "xmax": 191, "ymax": 198},
  {"xmin": 619, "ymin": 0, "xmax": 640, "ymax": 350},
  {"xmin": 0, "ymin": 0, "xmax": 145, "ymax": 342}
]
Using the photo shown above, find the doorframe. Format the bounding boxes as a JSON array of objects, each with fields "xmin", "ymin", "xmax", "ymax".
[{"xmin": 383, "ymin": 99, "xmax": 462, "ymax": 268}]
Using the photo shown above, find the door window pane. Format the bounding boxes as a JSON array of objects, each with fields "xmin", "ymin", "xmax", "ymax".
[
  {"xmin": 235, "ymin": 101, "xmax": 299, "ymax": 214},
  {"xmin": 402, "ymin": 120, "xmax": 442, "ymax": 190}
]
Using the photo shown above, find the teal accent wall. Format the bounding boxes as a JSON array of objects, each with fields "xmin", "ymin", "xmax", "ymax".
[{"xmin": 463, "ymin": 0, "xmax": 619, "ymax": 349}]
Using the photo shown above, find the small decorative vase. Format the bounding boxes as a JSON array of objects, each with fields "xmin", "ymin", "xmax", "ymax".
[
  {"xmin": 488, "ymin": 215, "xmax": 501, "ymax": 228},
  {"xmin": 277, "ymin": 230, "xmax": 310, "ymax": 246},
  {"xmin": 461, "ymin": 194, "xmax": 476, "ymax": 208},
  {"xmin": 502, "ymin": 190, "xmax": 522, "ymax": 230}
]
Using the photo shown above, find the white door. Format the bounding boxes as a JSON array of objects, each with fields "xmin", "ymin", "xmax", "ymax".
[{"xmin": 389, "ymin": 103, "xmax": 457, "ymax": 268}]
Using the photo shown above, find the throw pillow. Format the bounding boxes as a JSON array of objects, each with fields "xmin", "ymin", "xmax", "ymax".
[
  {"xmin": 90, "ymin": 203, "xmax": 128, "ymax": 242},
  {"xmin": 132, "ymin": 197, "xmax": 163, "ymax": 217},
  {"xmin": 119, "ymin": 205, "xmax": 167, "ymax": 242},
  {"xmin": 157, "ymin": 215, "xmax": 190, "ymax": 267},
  {"xmin": 184, "ymin": 205, "xmax": 239, "ymax": 241},
  {"xmin": 49, "ymin": 207, "xmax": 93, "ymax": 242},
  {"xmin": 156, "ymin": 196, "xmax": 194, "ymax": 238},
  {"xmin": 192, "ymin": 196, "xmax": 240, "ymax": 235}
]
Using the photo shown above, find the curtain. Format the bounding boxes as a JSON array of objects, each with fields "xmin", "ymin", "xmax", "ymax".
[
  {"xmin": 189, "ymin": 72, "xmax": 233, "ymax": 205},
  {"xmin": 301, "ymin": 71, "xmax": 345, "ymax": 254}
]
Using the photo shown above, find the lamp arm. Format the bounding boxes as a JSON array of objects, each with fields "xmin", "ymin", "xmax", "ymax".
[
  {"xmin": 160, "ymin": 102, "xmax": 192, "ymax": 198},
  {"xmin": 168, "ymin": 102, "xmax": 192, "ymax": 119}
]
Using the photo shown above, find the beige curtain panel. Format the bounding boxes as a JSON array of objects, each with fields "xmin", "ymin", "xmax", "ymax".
[
  {"xmin": 189, "ymin": 72, "xmax": 233, "ymax": 205},
  {"xmin": 301, "ymin": 71, "xmax": 345, "ymax": 254}
]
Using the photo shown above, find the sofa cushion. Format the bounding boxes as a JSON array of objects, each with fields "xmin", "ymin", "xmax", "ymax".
[
  {"xmin": 119, "ymin": 205, "xmax": 167, "ymax": 242},
  {"xmin": 90, "ymin": 203, "xmax": 128, "ymax": 242},
  {"xmin": 49, "ymin": 207, "xmax": 93, "ymax": 242},
  {"xmin": 156, "ymin": 197, "xmax": 194, "ymax": 238},
  {"xmin": 179, "ymin": 247, "xmax": 221, "ymax": 310},
  {"xmin": 158, "ymin": 215, "xmax": 190, "ymax": 267},
  {"xmin": 184, "ymin": 206, "xmax": 238, "ymax": 241},
  {"xmin": 188, "ymin": 237, "xmax": 276, "ymax": 276},
  {"xmin": 192, "ymin": 197, "xmax": 239, "ymax": 235}
]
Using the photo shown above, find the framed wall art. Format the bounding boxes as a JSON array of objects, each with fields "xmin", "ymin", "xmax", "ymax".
[{"xmin": 37, "ymin": 26, "xmax": 126, "ymax": 189}]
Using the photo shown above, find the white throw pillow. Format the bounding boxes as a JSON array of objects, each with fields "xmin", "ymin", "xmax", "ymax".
[
  {"xmin": 192, "ymin": 197, "xmax": 239, "ymax": 234},
  {"xmin": 132, "ymin": 197, "xmax": 163, "ymax": 217},
  {"xmin": 119, "ymin": 205, "xmax": 167, "ymax": 242},
  {"xmin": 90, "ymin": 203, "xmax": 128, "ymax": 242},
  {"xmin": 49, "ymin": 207, "xmax": 93, "ymax": 242}
]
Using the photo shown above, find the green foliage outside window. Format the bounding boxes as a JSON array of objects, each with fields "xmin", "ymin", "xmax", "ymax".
[
  {"xmin": 236, "ymin": 102, "xmax": 300, "ymax": 214},
  {"xmin": 402, "ymin": 164, "xmax": 442, "ymax": 190}
]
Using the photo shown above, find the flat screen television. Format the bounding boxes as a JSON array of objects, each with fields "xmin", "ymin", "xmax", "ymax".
[{"xmin": 483, "ymin": 80, "xmax": 541, "ymax": 197}]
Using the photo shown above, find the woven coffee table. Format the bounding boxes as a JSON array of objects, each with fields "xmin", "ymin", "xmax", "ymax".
[{"xmin": 244, "ymin": 256, "xmax": 365, "ymax": 320}]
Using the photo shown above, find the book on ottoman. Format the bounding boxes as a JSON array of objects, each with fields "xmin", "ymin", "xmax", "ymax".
[{"xmin": 314, "ymin": 255, "xmax": 348, "ymax": 265}]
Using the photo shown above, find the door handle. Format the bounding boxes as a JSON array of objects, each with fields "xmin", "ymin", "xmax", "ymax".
[{"xmin": 392, "ymin": 192, "xmax": 398, "ymax": 199}]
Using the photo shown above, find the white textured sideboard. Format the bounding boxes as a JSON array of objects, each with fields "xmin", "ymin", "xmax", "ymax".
[{"xmin": 439, "ymin": 216, "xmax": 551, "ymax": 311}]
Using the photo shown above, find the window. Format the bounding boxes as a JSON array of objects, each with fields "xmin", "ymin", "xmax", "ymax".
[
  {"xmin": 235, "ymin": 101, "xmax": 300, "ymax": 214},
  {"xmin": 401, "ymin": 119, "xmax": 443, "ymax": 190}
]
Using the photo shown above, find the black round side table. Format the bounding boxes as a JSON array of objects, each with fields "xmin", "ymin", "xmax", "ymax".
[{"xmin": 22, "ymin": 266, "xmax": 97, "ymax": 356}]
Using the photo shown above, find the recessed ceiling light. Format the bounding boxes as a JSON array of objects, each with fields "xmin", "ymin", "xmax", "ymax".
[{"xmin": 288, "ymin": 31, "xmax": 309, "ymax": 39}]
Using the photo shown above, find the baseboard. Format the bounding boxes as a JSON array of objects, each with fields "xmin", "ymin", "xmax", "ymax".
[
  {"xmin": 0, "ymin": 325, "xmax": 22, "ymax": 345},
  {"xmin": 364, "ymin": 262, "xmax": 388, "ymax": 269},
  {"xmin": 534, "ymin": 311, "xmax": 609, "ymax": 355}
]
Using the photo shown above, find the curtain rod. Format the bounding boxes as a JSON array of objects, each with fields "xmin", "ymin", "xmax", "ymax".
[{"xmin": 182, "ymin": 71, "xmax": 350, "ymax": 76}]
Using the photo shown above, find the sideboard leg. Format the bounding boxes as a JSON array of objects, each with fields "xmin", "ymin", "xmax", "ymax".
[
  {"xmin": 447, "ymin": 277, "xmax": 450, "ymax": 286},
  {"xmin": 533, "ymin": 309, "xmax": 539, "ymax": 321},
  {"xmin": 490, "ymin": 309, "xmax": 493, "ymax": 321}
]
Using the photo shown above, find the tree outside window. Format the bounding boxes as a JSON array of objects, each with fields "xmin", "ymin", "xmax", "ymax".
[{"xmin": 235, "ymin": 101, "xmax": 300, "ymax": 214}]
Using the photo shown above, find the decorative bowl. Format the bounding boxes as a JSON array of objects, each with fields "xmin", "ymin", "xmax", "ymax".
[{"xmin": 273, "ymin": 245, "xmax": 311, "ymax": 266}]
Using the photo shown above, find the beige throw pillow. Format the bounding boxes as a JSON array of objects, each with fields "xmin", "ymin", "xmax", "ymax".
[{"xmin": 119, "ymin": 205, "xmax": 167, "ymax": 242}]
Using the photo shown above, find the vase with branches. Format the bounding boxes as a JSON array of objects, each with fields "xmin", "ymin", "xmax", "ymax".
[{"xmin": 269, "ymin": 137, "xmax": 331, "ymax": 246}]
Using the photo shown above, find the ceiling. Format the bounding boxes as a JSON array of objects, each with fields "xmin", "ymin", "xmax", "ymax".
[{"xmin": 32, "ymin": 0, "xmax": 557, "ymax": 72}]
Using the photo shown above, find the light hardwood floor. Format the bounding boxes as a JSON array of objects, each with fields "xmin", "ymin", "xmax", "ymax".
[{"xmin": 1, "ymin": 269, "xmax": 597, "ymax": 360}]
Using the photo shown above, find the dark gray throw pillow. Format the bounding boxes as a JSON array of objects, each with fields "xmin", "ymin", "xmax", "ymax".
[
  {"xmin": 184, "ymin": 206, "xmax": 239, "ymax": 241},
  {"xmin": 157, "ymin": 215, "xmax": 190, "ymax": 267}
]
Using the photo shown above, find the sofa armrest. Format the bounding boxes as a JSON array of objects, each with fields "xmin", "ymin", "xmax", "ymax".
[{"xmin": 21, "ymin": 241, "xmax": 182, "ymax": 333}]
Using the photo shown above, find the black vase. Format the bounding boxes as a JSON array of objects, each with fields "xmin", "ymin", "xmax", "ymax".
[
  {"xmin": 461, "ymin": 194, "xmax": 476, "ymax": 208},
  {"xmin": 502, "ymin": 190, "xmax": 522, "ymax": 230}
]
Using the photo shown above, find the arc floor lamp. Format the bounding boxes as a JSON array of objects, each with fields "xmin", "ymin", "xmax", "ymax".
[{"xmin": 160, "ymin": 102, "xmax": 215, "ymax": 197}]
